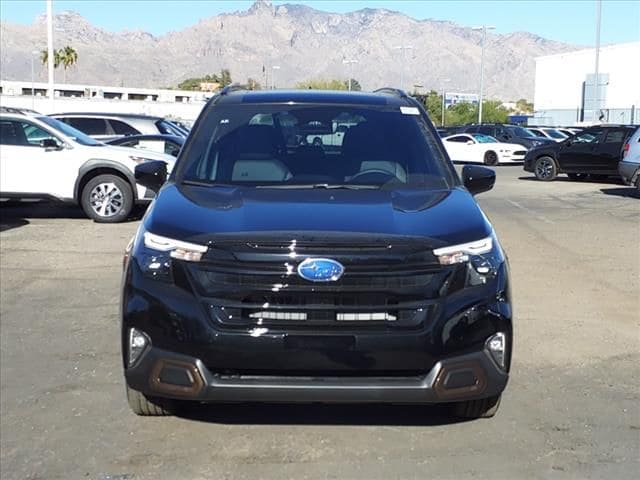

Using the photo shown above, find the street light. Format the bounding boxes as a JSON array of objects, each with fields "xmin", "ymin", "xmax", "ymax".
[
  {"xmin": 440, "ymin": 79, "xmax": 451, "ymax": 127},
  {"xmin": 393, "ymin": 45, "xmax": 413, "ymax": 91},
  {"xmin": 46, "ymin": 0, "xmax": 55, "ymax": 110},
  {"xmin": 593, "ymin": 0, "xmax": 602, "ymax": 122},
  {"xmin": 31, "ymin": 50, "xmax": 40, "ymax": 110},
  {"xmin": 271, "ymin": 65, "xmax": 280, "ymax": 90},
  {"xmin": 472, "ymin": 25, "xmax": 495, "ymax": 124},
  {"xmin": 343, "ymin": 59, "xmax": 358, "ymax": 91}
]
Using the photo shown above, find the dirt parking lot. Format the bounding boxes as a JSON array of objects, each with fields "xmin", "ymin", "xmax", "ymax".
[{"xmin": 1, "ymin": 167, "xmax": 638, "ymax": 480}]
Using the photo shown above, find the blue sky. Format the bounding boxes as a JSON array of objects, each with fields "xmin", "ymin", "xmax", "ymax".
[{"xmin": 1, "ymin": 0, "xmax": 639, "ymax": 45}]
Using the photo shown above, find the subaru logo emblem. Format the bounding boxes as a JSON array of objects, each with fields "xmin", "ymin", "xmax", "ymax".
[{"xmin": 297, "ymin": 258, "xmax": 345, "ymax": 282}]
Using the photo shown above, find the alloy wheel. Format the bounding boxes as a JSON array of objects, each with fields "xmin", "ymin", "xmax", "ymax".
[{"xmin": 89, "ymin": 182, "xmax": 124, "ymax": 218}]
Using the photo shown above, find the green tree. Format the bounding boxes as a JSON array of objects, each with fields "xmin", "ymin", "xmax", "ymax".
[
  {"xmin": 246, "ymin": 78, "xmax": 261, "ymax": 90},
  {"xmin": 59, "ymin": 46, "xmax": 78, "ymax": 83},
  {"xmin": 442, "ymin": 100, "xmax": 510, "ymax": 126},
  {"xmin": 219, "ymin": 69, "xmax": 232, "ymax": 87},
  {"xmin": 40, "ymin": 49, "xmax": 62, "ymax": 69},
  {"xmin": 345, "ymin": 78, "xmax": 362, "ymax": 91},
  {"xmin": 515, "ymin": 98, "xmax": 534, "ymax": 114},
  {"xmin": 296, "ymin": 78, "xmax": 348, "ymax": 90},
  {"xmin": 176, "ymin": 69, "xmax": 233, "ymax": 91}
]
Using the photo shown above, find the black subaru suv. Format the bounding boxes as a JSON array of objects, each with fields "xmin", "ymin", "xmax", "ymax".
[{"xmin": 121, "ymin": 87, "xmax": 512, "ymax": 419}]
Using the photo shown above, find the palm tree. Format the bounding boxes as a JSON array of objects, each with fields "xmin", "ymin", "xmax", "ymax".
[
  {"xmin": 60, "ymin": 46, "xmax": 78, "ymax": 83},
  {"xmin": 40, "ymin": 49, "xmax": 61, "ymax": 69}
]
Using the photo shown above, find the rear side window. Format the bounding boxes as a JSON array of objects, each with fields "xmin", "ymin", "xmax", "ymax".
[
  {"xmin": 478, "ymin": 126, "xmax": 494, "ymax": 135},
  {"xmin": 603, "ymin": 130, "xmax": 624, "ymax": 144},
  {"xmin": 446, "ymin": 135, "xmax": 470, "ymax": 143},
  {"xmin": 574, "ymin": 129, "xmax": 603, "ymax": 143},
  {"xmin": 109, "ymin": 119, "xmax": 140, "ymax": 136},
  {"xmin": 64, "ymin": 117, "xmax": 108, "ymax": 136}
]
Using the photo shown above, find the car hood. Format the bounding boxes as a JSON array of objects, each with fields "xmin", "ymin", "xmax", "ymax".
[
  {"xmin": 102, "ymin": 145, "xmax": 176, "ymax": 170},
  {"xmin": 143, "ymin": 183, "xmax": 493, "ymax": 247}
]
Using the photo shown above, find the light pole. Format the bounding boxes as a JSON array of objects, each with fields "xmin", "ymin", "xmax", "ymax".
[
  {"xmin": 441, "ymin": 78, "xmax": 451, "ymax": 127},
  {"xmin": 271, "ymin": 65, "xmax": 280, "ymax": 90},
  {"xmin": 394, "ymin": 45, "xmax": 413, "ymax": 91},
  {"xmin": 46, "ymin": 0, "xmax": 55, "ymax": 110},
  {"xmin": 343, "ymin": 59, "xmax": 358, "ymax": 91},
  {"xmin": 472, "ymin": 25, "xmax": 495, "ymax": 124},
  {"xmin": 31, "ymin": 50, "xmax": 40, "ymax": 110},
  {"xmin": 593, "ymin": 0, "xmax": 602, "ymax": 122}
]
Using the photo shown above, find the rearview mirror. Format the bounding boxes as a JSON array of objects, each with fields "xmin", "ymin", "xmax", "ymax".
[
  {"xmin": 135, "ymin": 160, "xmax": 167, "ymax": 193},
  {"xmin": 462, "ymin": 165, "xmax": 495, "ymax": 195},
  {"xmin": 40, "ymin": 138, "xmax": 61, "ymax": 150}
]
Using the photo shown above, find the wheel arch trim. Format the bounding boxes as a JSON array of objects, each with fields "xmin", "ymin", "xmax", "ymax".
[{"xmin": 74, "ymin": 159, "xmax": 138, "ymax": 202}]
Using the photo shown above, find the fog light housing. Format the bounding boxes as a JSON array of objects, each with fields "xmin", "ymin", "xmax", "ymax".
[
  {"xmin": 128, "ymin": 328, "xmax": 150, "ymax": 367},
  {"xmin": 486, "ymin": 332, "xmax": 506, "ymax": 370}
]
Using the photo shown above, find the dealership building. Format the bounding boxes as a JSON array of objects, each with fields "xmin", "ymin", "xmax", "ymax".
[{"xmin": 531, "ymin": 41, "xmax": 640, "ymax": 126}]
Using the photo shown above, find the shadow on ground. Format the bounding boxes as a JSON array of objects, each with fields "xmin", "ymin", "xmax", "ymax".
[
  {"xmin": 518, "ymin": 175, "xmax": 621, "ymax": 184},
  {"xmin": 175, "ymin": 402, "xmax": 471, "ymax": 427},
  {"xmin": 600, "ymin": 187, "xmax": 639, "ymax": 198},
  {"xmin": 0, "ymin": 201, "xmax": 146, "ymax": 223}
]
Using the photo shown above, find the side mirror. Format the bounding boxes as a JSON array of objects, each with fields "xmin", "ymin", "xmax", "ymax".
[
  {"xmin": 135, "ymin": 160, "xmax": 167, "ymax": 193},
  {"xmin": 462, "ymin": 165, "xmax": 495, "ymax": 196},
  {"xmin": 466, "ymin": 140, "xmax": 474, "ymax": 145},
  {"xmin": 500, "ymin": 134, "xmax": 510, "ymax": 141},
  {"xmin": 40, "ymin": 138, "xmax": 61, "ymax": 150}
]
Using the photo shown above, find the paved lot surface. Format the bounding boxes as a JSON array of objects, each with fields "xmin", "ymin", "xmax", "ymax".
[{"xmin": 1, "ymin": 167, "xmax": 639, "ymax": 480}]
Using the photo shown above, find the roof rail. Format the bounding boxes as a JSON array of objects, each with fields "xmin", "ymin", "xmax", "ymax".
[
  {"xmin": 373, "ymin": 87, "xmax": 409, "ymax": 98},
  {"xmin": 219, "ymin": 84, "xmax": 247, "ymax": 96}
]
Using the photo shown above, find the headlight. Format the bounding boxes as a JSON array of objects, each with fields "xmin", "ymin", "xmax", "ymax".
[
  {"xmin": 135, "ymin": 230, "xmax": 208, "ymax": 281},
  {"xmin": 530, "ymin": 140, "xmax": 543, "ymax": 148},
  {"xmin": 433, "ymin": 236, "xmax": 493, "ymax": 265},
  {"xmin": 433, "ymin": 235, "xmax": 504, "ymax": 287},
  {"xmin": 129, "ymin": 155, "xmax": 158, "ymax": 165}
]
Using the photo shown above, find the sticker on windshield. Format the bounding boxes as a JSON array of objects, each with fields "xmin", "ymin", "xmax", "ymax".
[{"xmin": 400, "ymin": 106, "xmax": 420, "ymax": 115}]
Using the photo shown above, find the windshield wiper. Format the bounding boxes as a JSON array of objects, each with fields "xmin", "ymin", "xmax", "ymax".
[
  {"xmin": 181, "ymin": 179, "xmax": 235, "ymax": 188},
  {"xmin": 255, "ymin": 183, "xmax": 380, "ymax": 190}
]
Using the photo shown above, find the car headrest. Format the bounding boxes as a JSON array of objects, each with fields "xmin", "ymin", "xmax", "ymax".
[{"xmin": 222, "ymin": 124, "xmax": 283, "ymax": 158}]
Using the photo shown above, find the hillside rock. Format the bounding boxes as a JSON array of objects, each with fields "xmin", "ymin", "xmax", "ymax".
[{"xmin": 0, "ymin": 1, "xmax": 579, "ymax": 99}]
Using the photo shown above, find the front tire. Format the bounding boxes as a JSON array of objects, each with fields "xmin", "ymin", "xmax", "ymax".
[
  {"xmin": 534, "ymin": 156, "xmax": 558, "ymax": 181},
  {"xmin": 452, "ymin": 395, "xmax": 501, "ymax": 419},
  {"xmin": 484, "ymin": 150, "xmax": 499, "ymax": 166},
  {"xmin": 80, "ymin": 174, "xmax": 133, "ymax": 223},
  {"xmin": 126, "ymin": 385, "xmax": 175, "ymax": 416}
]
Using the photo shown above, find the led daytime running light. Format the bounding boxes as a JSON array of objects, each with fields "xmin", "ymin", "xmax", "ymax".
[
  {"xmin": 433, "ymin": 236, "xmax": 493, "ymax": 265},
  {"xmin": 143, "ymin": 231, "xmax": 207, "ymax": 262}
]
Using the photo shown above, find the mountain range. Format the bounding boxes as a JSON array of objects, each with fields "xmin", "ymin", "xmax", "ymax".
[{"xmin": 0, "ymin": 0, "xmax": 580, "ymax": 100}]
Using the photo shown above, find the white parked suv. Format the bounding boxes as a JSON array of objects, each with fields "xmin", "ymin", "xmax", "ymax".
[
  {"xmin": 0, "ymin": 111, "xmax": 175, "ymax": 223},
  {"xmin": 618, "ymin": 127, "xmax": 640, "ymax": 197}
]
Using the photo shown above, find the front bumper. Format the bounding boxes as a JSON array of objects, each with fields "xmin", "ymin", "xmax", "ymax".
[
  {"xmin": 125, "ymin": 345, "xmax": 508, "ymax": 404},
  {"xmin": 618, "ymin": 160, "xmax": 639, "ymax": 186}
]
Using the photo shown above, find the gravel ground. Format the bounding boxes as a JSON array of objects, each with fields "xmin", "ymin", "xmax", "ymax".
[{"xmin": 1, "ymin": 166, "xmax": 638, "ymax": 480}]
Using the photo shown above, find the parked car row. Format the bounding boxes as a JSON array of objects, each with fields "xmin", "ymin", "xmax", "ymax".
[
  {"xmin": 0, "ymin": 110, "xmax": 179, "ymax": 222},
  {"xmin": 523, "ymin": 124, "xmax": 638, "ymax": 184}
]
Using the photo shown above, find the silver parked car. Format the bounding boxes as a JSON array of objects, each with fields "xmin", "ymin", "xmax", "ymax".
[
  {"xmin": 618, "ymin": 127, "xmax": 640, "ymax": 196},
  {"xmin": 51, "ymin": 112, "xmax": 189, "ymax": 141}
]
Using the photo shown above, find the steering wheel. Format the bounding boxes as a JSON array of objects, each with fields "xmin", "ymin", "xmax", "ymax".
[{"xmin": 349, "ymin": 169, "xmax": 398, "ymax": 183}]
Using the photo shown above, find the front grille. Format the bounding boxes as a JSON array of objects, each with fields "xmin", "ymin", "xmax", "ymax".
[{"xmin": 182, "ymin": 237, "xmax": 456, "ymax": 330}]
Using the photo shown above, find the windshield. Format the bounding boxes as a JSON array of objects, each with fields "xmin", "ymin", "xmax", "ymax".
[
  {"xmin": 508, "ymin": 126, "xmax": 537, "ymax": 138},
  {"xmin": 38, "ymin": 116, "xmax": 102, "ymax": 146},
  {"xmin": 472, "ymin": 134, "xmax": 498, "ymax": 143},
  {"xmin": 157, "ymin": 119, "xmax": 188, "ymax": 137},
  {"xmin": 543, "ymin": 128, "xmax": 566, "ymax": 139},
  {"xmin": 177, "ymin": 104, "xmax": 453, "ymax": 189}
]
